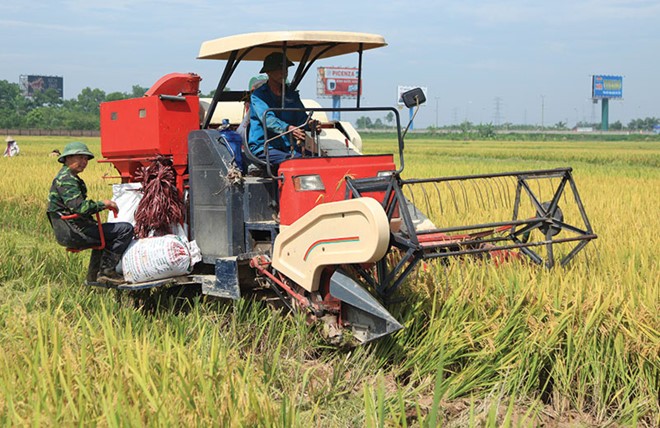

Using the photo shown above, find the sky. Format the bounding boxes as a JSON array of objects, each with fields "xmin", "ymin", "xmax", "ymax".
[{"xmin": 1, "ymin": 0, "xmax": 659, "ymax": 128}]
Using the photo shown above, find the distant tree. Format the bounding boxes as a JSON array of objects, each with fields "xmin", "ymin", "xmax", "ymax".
[
  {"xmin": 76, "ymin": 87, "xmax": 106, "ymax": 114},
  {"xmin": 106, "ymin": 91, "xmax": 128, "ymax": 102},
  {"xmin": 501, "ymin": 122, "xmax": 514, "ymax": 130},
  {"xmin": 32, "ymin": 88, "xmax": 63, "ymax": 107},
  {"xmin": 476, "ymin": 122, "xmax": 495, "ymax": 138},
  {"xmin": 628, "ymin": 117, "xmax": 659, "ymax": 131},
  {"xmin": 385, "ymin": 111, "xmax": 394, "ymax": 126},
  {"xmin": 576, "ymin": 121, "xmax": 597, "ymax": 129},
  {"xmin": 131, "ymin": 85, "xmax": 149, "ymax": 98},
  {"xmin": 610, "ymin": 120, "xmax": 623, "ymax": 131},
  {"xmin": 0, "ymin": 80, "xmax": 21, "ymax": 105},
  {"xmin": 554, "ymin": 121, "xmax": 567, "ymax": 130},
  {"xmin": 63, "ymin": 110, "xmax": 100, "ymax": 130},
  {"xmin": 627, "ymin": 119, "xmax": 640, "ymax": 130},
  {"xmin": 25, "ymin": 108, "xmax": 47, "ymax": 128},
  {"xmin": 356, "ymin": 116, "xmax": 373, "ymax": 129},
  {"xmin": 0, "ymin": 80, "xmax": 24, "ymax": 127},
  {"xmin": 374, "ymin": 118, "xmax": 383, "ymax": 129}
]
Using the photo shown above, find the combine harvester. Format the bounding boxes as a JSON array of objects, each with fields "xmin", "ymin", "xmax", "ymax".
[{"xmin": 98, "ymin": 31, "xmax": 597, "ymax": 344}]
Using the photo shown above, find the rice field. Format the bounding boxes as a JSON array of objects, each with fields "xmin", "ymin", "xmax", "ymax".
[{"xmin": 0, "ymin": 136, "xmax": 658, "ymax": 426}]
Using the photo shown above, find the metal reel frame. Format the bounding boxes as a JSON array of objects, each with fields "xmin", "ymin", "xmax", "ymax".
[{"xmin": 344, "ymin": 168, "xmax": 597, "ymax": 298}]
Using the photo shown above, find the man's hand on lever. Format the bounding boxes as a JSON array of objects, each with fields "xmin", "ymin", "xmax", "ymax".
[{"xmin": 288, "ymin": 125, "xmax": 307, "ymax": 145}]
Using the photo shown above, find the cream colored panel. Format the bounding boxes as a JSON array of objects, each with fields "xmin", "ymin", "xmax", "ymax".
[{"xmin": 272, "ymin": 198, "xmax": 389, "ymax": 292}]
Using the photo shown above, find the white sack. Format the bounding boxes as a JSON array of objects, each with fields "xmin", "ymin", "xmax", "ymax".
[
  {"xmin": 121, "ymin": 234, "xmax": 202, "ymax": 283},
  {"xmin": 108, "ymin": 182, "xmax": 142, "ymax": 225}
]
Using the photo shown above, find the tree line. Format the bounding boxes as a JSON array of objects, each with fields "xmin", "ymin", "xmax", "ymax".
[
  {"xmin": 355, "ymin": 115, "xmax": 660, "ymax": 132},
  {"xmin": 2, "ymin": 78, "xmax": 658, "ymax": 133},
  {"xmin": 0, "ymin": 80, "xmax": 220, "ymax": 131},
  {"xmin": 0, "ymin": 80, "xmax": 145, "ymax": 130}
]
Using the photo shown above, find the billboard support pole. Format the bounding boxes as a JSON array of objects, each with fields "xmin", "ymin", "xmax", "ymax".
[
  {"xmin": 409, "ymin": 107, "xmax": 414, "ymax": 130},
  {"xmin": 601, "ymin": 98, "xmax": 609, "ymax": 131},
  {"xmin": 332, "ymin": 95, "xmax": 341, "ymax": 121}
]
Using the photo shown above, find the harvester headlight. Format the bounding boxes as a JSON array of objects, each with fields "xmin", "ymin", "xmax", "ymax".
[
  {"xmin": 293, "ymin": 174, "xmax": 325, "ymax": 191},
  {"xmin": 377, "ymin": 170, "xmax": 395, "ymax": 177}
]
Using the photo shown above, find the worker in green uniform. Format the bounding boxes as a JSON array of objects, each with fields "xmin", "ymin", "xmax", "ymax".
[{"xmin": 47, "ymin": 142, "xmax": 134, "ymax": 286}]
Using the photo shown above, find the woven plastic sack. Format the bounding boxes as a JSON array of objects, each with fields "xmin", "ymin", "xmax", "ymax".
[
  {"xmin": 108, "ymin": 183, "xmax": 142, "ymax": 225},
  {"xmin": 121, "ymin": 235, "xmax": 201, "ymax": 283}
]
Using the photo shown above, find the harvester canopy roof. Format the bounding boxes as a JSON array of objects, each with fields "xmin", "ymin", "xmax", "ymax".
[{"xmin": 197, "ymin": 31, "xmax": 387, "ymax": 61}]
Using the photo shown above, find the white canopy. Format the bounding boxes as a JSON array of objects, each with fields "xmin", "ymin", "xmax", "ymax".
[{"xmin": 198, "ymin": 31, "xmax": 387, "ymax": 61}]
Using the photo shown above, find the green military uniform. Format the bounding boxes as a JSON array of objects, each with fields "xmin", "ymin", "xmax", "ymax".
[
  {"xmin": 47, "ymin": 165, "xmax": 107, "ymax": 247},
  {"xmin": 47, "ymin": 165, "xmax": 105, "ymax": 227},
  {"xmin": 47, "ymin": 141, "xmax": 133, "ymax": 286}
]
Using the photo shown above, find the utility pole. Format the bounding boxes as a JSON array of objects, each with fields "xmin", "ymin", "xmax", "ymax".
[
  {"xmin": 540, "ymin": 95, "xmax": 545, "ymax": 129},
  {"xmin": 493, "ymin": 97, "xmax": 503, "ymax": 126},
  {"xmin": 435, "ymin": 97, "xmax": 439, "ymax": 128}
]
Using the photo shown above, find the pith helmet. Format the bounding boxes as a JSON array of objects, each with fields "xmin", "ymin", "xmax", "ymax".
[
  {"xmin": 58, "ymin": 141, "xmax": 95, "ymax": 163},
  {"xmin": 5, "ymin": 136, "xmax": 15, "ymax": 143},
  {"xmin": 260, "ymin": 52, "xmax": 294, "ymax": 73}
]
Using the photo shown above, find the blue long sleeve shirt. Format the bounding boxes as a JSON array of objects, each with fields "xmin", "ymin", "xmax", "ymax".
[{"xmin": 248, "ymin": 83, "xmax": 308, "ymax": 156}]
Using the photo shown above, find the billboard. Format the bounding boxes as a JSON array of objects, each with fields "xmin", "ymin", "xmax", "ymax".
[
  {"xmin": 21, "ymin": 75, "xmax": 64, "ymax": 98},
  {"xmin": 397, "ymin": 85, "xmax": 428, "ymax": 106},
  {"xmin": 317, "ymin": 67, "xmax": 360, "ymax": 98},
  {"xmin": 592, "ymin": 75, "xmax": 622, "ymax": 99}
]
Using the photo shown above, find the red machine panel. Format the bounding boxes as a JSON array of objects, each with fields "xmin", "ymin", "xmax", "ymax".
[
  {"xmin": 99, "ymin": 73, "xmax": 202, "ymax": 192},
  {"xmin": 278, "ymin": 155, "xmax": 396, "ymax": 226}
]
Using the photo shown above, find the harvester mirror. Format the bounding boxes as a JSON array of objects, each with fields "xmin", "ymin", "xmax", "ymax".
[{"xmin": 401, "ymin": 88, "xmax": 426, "ymax": 108}]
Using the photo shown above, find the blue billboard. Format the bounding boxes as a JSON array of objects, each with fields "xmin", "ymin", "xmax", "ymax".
[{"xmin": 592, "ymin": 75, "xmax": 623, "ymax": 99}]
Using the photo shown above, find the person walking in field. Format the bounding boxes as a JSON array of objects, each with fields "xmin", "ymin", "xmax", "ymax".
[{"xmin": 46, "ymin": 142, "xmax": 134, "ymax": 286}]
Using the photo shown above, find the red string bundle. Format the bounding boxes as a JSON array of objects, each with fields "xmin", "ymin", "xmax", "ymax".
[{"xmin": 133, "ymin": 157, "xmax": 185, "ymax": 238}]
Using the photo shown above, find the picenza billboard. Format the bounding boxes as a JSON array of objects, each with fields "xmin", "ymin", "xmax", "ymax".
[
  {"xmin": 592, "ymin": 75, "xmax": 623, "ymax": 99},
  {"xmin": 317, "ymin": 67, "xmax": 360, "ymax": 98}
]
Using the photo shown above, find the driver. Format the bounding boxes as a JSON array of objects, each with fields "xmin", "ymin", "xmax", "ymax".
[{"xmin": 248, "ymin": 52, "xmax": 309, "ymax": 167}]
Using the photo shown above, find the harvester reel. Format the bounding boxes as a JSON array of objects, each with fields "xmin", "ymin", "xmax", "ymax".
[
  {"xmin": 344, "ymin": 168, "xmax": 597, "ymax": 297},
  {"xmin": 536, "ymin": 201, "xmax": 564, "ymax": 237}
]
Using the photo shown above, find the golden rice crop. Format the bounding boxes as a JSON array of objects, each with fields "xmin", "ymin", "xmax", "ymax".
[{"xmin": 0, "ymin": 136, "xmax": 658, "ymax": 426}]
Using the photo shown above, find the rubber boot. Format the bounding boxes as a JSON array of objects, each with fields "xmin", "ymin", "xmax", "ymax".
[
  {"xmin": 97, "ymin": 251, "xmax": 125, "ymax": 286},
  {"xmin": 85, "ymin": 249, "xmax": 103, "ymax": 286}
]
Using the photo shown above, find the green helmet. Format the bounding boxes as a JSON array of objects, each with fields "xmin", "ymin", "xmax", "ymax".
[{"xmin": 58, "ymin": 141, "xmax": 94, "ymax": 164}]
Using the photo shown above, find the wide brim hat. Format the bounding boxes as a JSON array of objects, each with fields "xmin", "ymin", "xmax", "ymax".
[
  {"xmin": 58, "ymin": 141, "xmax": 95, "ymax": 163},
  {"xmin": 5, "ymin": 136, "xmax": 15, "ymax": 143},
  {"xmin": 260, "ymin": 52, "xmax": 294, "ymax": 73}
]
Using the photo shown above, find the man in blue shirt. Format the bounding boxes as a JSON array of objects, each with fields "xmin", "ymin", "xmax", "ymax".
[{"xmin": 249, "ymin": 52, "xmax": 309, "ymax": 167}]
